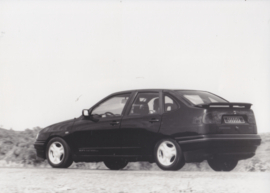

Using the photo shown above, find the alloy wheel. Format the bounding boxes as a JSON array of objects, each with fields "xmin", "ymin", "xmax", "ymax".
[
  {"xmin": 48, "ymin": 142, "xmax": 65, "ymax": 165},
  {"xmin": 157, "ymin": 141, "xmax": 177, "ymax": 166}
]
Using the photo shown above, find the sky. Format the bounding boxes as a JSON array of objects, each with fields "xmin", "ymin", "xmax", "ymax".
[{"xmin": 0, "ymin": 0, "xmax": 269, "ymax": 133}]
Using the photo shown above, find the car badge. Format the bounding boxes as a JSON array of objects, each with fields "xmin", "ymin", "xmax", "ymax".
[{"xmin": 233, "ymin": 111, "xmax": 237, "ymax": 114}]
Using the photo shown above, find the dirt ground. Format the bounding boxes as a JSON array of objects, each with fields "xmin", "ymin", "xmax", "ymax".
[{"xmin": 0, "ymin": 168, "xmax": 269, "ymax": 193}]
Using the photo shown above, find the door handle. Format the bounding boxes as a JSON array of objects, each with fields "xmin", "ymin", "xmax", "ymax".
[
  {"xmin": 149, "ymin": 118, "xmax": 159, "ymax": 123},
  {"xmin": 110, "ymin": 121, "xmax": 120, "ymax": 126}
]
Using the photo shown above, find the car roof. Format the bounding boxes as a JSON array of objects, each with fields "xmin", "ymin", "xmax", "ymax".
[{"xmin": 111, "ymin": 89, "xmax": 208, "ymax": 95}]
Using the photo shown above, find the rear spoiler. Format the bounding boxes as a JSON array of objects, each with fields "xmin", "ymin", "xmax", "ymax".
[{"xmin": 195, "ymin": 103, "xmax": 252, "ymax": 109}]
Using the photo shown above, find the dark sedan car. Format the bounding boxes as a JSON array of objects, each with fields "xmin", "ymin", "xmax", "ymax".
[{"xmin": 34, "ymin": 89, "xmax": 261, "ymax": 171}]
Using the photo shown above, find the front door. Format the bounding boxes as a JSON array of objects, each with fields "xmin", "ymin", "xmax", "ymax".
[
  {"xmin": 120, "ymin": 92, "xmax": 162, "ymax": 156},
  {"xmin": 70, "ymin": 93, "xmax": 131, "ymax": 156}
]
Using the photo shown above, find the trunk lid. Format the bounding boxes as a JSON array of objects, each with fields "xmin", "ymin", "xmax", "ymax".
[{"xmin": 196, "ymin": 103, "xmax": 257, "ymax": 134}]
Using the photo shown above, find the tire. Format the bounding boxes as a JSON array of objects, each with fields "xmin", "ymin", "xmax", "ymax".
[
  {"xmin": 208, "ymin": 158, "xmax": 238, "ymax": 172},
  {"xmin": 221, "ymin": 159, "xmax": 238, "ymax": 171},
  {"xmin": 207, "ymin": 158, "xmax": 222, "ymax": 171},
  {"xmin": 46, "ymin": 137, "xmax": 73, "ymax": 168},
  {"xmin": 154, "ymin": 138, "xmax": 185, "ymax": 171},
  {"xmin": 104, "ymin": 160, "xmax": 128, "ymax": 170}
]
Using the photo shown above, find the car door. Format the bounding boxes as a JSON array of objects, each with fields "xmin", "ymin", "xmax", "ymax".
[
  {"xmin": 70, "ymin": 93, "xmax": 131, "ymax": 156},
  {"xmin": 120, "ymin": 91, "xmax": 162, "ymax": 156}
]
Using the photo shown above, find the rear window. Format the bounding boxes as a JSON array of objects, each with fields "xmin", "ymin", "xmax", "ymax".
[{"xmin": 176, "ymin": 91, "xmax": 228, "ymax": 105}]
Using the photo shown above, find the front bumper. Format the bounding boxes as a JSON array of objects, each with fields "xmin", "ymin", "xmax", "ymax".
[
  {"xmin": 34, "ymin": 140, "xmax": 46, "ymax": 160},
  {"xmin": 176, "ymin": 134, "xmax": 261, "ymax": 162}
]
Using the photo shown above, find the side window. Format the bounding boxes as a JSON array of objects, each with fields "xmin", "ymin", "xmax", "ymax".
[
  {"xmin": 129, "ymin": 92, "xmax": 160, "ymax": 116},
  {"xmin": 91, "ymin": 94, "xmax": 130, "ymax": 118},
  {"xmin": 164, "ymin": 94, "xmax": 179, "ymax": 112}
]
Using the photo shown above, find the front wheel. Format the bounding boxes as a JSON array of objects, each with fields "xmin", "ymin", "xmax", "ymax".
[
  {"xmin": 46, "ymin": 137, "xmax": 73, "ymax": 168},
  {"xmin": 208, "ymin": 158, "xmax": 238, "ymax": 172},
  {"xmin": 104, "ymin": 160, "xmax": 128, "ymax": 170},
  {"xmin": 154, "ymin": 139, "xmax": 185, "ymax": 171}
]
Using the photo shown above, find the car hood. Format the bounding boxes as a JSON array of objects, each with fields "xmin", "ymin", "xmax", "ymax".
[{"xmin": 41, "ymin": 118, "xmax": 76, "ymax": 133}]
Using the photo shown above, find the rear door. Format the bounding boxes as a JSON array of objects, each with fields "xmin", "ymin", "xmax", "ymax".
[{"xmin": 120, "ymin": 91, "xmax": 162, "ymax": 156}]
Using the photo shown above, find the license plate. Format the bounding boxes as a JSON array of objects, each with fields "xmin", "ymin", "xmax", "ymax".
[{"xmin": 223, "ymin": 116, "xmax": 245, "ymax": 124}]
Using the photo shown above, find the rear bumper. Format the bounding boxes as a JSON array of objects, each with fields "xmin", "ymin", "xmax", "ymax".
[
  {"xmin": 34, "ymin": 140, "xmax": 46, "ymax": 160},
  {"xmin": 175, "ymin": 134, "xmax": 261, "ymax": 162}
]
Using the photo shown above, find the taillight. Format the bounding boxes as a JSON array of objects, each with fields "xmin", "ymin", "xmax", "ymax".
[
  {"xmin": 247, "ymin": 111, "xmax": 256, "ymax": 124},
  {"xmin": 203, "ymin": 113, "xmax": 212, "ymax": 124},
  {"xmin": 203, "ymin": 112, "xmax": 222, "ymax": 124},
  {"xmin": 203, "ymin": 110, "xmax": 256, "ymax": 125}
]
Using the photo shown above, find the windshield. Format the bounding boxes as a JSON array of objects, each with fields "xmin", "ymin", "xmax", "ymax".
[{"xmin": 176, "ymin": 91, "xmax": 228, "ymax": 105}]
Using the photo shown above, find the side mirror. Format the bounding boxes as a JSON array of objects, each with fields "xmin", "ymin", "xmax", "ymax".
[
  {"xmin": 82, "ymin": 109, "xmax": 90, "ymax": 117},
  {"xmin": 82, "ymin": 109, "xmax": 99, "ymax": 122}
]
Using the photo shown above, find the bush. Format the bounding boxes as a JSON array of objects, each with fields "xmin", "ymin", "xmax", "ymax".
[{"xmin": 0, "ymin": 126, "xmax": 269, "ymax": 171}]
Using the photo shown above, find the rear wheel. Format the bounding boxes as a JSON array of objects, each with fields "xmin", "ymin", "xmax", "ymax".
[
  {"xmin": 46, "ymin": 137, "xmax": 73, "ymax": 168},
  {"xmin": 104, "ymin": 160, "xmax": 128, "ymax": 170},
  {"xmin": 154, "ymin": 139, "xmax": 185, "ymax": 171},
  {"xmin": 208, "ymin": 158, "xmax": 238, "ymax": 172}
]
